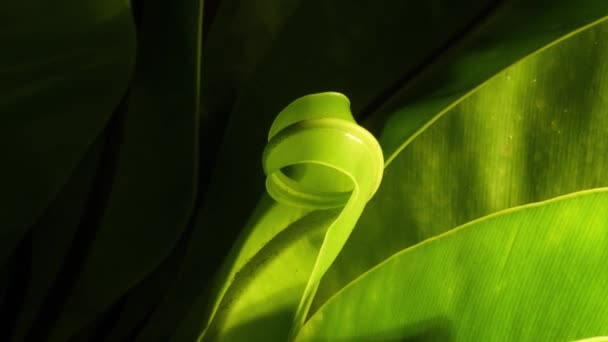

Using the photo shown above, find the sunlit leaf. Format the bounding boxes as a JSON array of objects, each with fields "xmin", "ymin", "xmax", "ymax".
[
  {"xmin": 298, "ymin": 189, "xmax": 608, "ymax": 341},
  {"xmin": 316, "ymin": 17, "xmax": 608, "ymax": 314},
  {"xmin": 141, "ymin": 1, "xmax": 606, "ymax": 340},
  {"xmin": 199, "ymin": 92, "xmax": 384, "ymax": 341},
  {"xmin": 5, "ymin": 0, "xmax": 608, "ymax": 340},
  {"xmin": 201, "ymin": 207, "xmax": 334, "ymax": 341}
]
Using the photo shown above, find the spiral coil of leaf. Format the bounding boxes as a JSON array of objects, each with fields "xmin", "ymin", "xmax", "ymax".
[{"xmin": 262, "ymin": 92, "xmax": 384, "ymax": 337}]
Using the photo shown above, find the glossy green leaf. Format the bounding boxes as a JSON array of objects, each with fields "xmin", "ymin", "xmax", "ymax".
[
  {"xmin": 262, "ymin": 93, "xmax": 383, "ymax": 335},
  {"xmin": 297, "ymin": 188, "xmax": 608, "ymax": 341},
  {"xmin": 0, "ymin": 1, "xmax": 135, "ymax": 265},
  {"xmin": 316, "ymin": 18, "xmax": 608, "ymax": 313},
  {"xmin": 41, "ymin": 0, "xmax": 204, "ymax": 340}
]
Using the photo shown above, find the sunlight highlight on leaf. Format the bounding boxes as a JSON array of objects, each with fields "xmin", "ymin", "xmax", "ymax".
[
  {"xmin": 298, "ymin": 189, "xmax": 608, "ymax": 341},
  {"xmin": 315, "ymin": 17, "xmax": 608, "ymax": 315},
  {"xmin": 199, "ymin": 93, "xmax": 384, "ymax": 340}
]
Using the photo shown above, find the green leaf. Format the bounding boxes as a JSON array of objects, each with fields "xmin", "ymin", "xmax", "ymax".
[
  {"xmin": 41, "ymin": 0, "xmax": 204, "ymax": 340},
  {"xmin": 366, "ymin": 3, "xmax": 608, "ymax": 160},
  {"xmin": 9, "ymin": 1, "xmax": 606, "ymax": 340},
  {"xmin": 263, "ymin": 93, "xmax": 384, "ymax": 336},
  {"xmin": 0, "ymin": 1, "xmax": 135, "ymax": 265},
  {"xmin": 316, "ymin": 16, "xmax": 608, "ymax": 314},
  {"xmin": 297, "ymin": 188, "xmax": 608, "ymax": 341},
  {"xmin": 200, "ymin": 206, "xmax": 335, "ymax": 342},
  {"xmin": 200, "ymin": 93, "xmax": 384, "ymax": 341}
]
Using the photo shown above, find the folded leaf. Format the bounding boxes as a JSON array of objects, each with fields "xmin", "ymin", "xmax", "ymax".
[
  {"xmin": 136, "ymin": 0, "xmax": 522, "ymax": 338},
  {"xmin": 198, "ymin": 93, "xmax": 383, "ymax": 341}
]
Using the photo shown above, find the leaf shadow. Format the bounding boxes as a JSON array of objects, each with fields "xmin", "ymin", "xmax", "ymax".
[{"xmin": 218, "ymin": 307, "xmax": 294, "ymax": 342}]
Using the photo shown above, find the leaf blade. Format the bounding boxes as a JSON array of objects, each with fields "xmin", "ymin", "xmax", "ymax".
[
  {"xmin": 298, "ymin": 188, "xmax": 608, "ymax": 341},
  {"xmin": 316, "ymin": 17, "xmax": 608, "ymax": 314},
  {"xmin": 42, "ymin": 0, "xmax": 204, "ymax": 339}
]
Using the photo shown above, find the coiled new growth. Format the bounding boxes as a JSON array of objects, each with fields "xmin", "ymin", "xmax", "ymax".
[{"xmin": 262, "ymin": 92, "xmax": 384, "ymax": 337}]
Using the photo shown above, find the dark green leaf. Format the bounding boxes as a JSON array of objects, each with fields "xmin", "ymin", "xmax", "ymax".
[
  {"xmin": 41, "ymin": 0, "xmax": 204, "ymax": 340},
  {"xmin": 0, "ymin": 1, "xmax": 135, "ymax": 265},
  {"xmin": 11, "ymin": 138, "xmax": 103, "ymax": 341}
]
